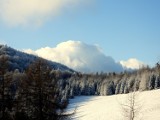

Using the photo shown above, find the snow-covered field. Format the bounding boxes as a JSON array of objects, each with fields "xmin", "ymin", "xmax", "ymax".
[{"xmin": 66, "ymin": 89, "xmax": 160, "ymax": 120}]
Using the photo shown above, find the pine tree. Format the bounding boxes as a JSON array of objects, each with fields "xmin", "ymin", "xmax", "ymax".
[
  {"xmin": 148, "ymin": 75, "xmax": 156, "ymax": 90},
  {"xmin": 115, "ymin": 82, "xmax": 121, "ymax": 94},
  {"xmin": 154, "ymin": 75, "xmax": 160, "ymax": 89},
  {"xmin": 119, "ymin": 81, "xmax": 126, "ymax": 94}
]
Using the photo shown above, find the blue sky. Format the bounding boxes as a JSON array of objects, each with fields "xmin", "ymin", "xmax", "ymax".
[{"xmin": 0, "ymin": 0, "xmax": 160, "ymax": 71}]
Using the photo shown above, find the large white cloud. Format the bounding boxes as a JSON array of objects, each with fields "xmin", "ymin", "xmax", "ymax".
[
  {"xmin": 0, "ymin": 0, "xmax": 86, "ymax": 27},
  {"xmin": 24, "ymin": 40, "xmax": 123, "ymax": 73},
  {"xmin": 120, "ymin": 58, "xmax": 145, "ymax": 70}
]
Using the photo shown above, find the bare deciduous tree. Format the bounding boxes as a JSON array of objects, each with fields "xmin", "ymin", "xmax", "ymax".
[{"xmin": 120, "ymin": 92, "xmax": 142, "ymax": 120}]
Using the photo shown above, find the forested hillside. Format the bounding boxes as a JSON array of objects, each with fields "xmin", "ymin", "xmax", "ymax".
[
  {"xmin": 0, "ymin": 45, "xmax": 74, "ymax": 72},
  {"xmin": 0, "ymin": 45, "xmax": 160, "ymax": 119},
  {"xmin": 0, "ymin": 45, "xmax": 74, "ymax": 120}
]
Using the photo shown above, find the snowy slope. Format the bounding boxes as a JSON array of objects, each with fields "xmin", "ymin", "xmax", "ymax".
[{"xmin": 67, "ymin": 89, "xmax": 160, "ymax": 120}]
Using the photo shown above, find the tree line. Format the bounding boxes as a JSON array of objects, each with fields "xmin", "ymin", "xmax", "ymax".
[{"xmin": 60, "ymin": 64, "xmax": 160, "ymax": 98}]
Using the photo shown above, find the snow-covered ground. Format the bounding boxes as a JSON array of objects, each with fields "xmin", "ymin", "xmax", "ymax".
[{"xmin": 66, "ymin": 89, "xmax": 160, "ymax": 120}]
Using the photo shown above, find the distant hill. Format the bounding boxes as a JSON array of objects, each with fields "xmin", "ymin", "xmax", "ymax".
[{"xmin": 0, "ymin": 45, "xmax": 74, "ymax": 72}]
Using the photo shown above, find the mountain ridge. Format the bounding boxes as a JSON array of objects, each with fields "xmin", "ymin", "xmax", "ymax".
[{"xmin": 0, "ymin": 44, "xmax": 74, "ymax": 72}]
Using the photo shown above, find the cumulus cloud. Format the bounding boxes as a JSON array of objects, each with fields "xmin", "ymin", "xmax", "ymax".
[
  {"xmin": 0, "ymin": 0, "xmax": 86, "ymax": 27},
  {"xmin": 24, "ymin": 40, "xmax": 123, "ymax": 73},
  {"xmin": 120, "ymin": 58, "xmax": 145, "ymax": 70}
]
